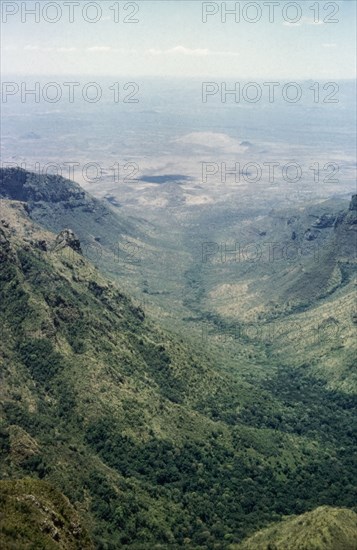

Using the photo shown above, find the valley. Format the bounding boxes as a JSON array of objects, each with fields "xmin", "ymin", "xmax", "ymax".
[
  {"xmin": 0, "ymin": 167, "xmax": 356, "ymax": 548},
  {"xmin": 1, "ymin": 1, "xmax": 356, "ymax": 546}
]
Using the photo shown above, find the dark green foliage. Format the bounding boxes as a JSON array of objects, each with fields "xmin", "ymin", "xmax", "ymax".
[
  {"xmin": 84, "ymin": 417, "xmax": 357, "ymax": 546},
  {"xmin": 63, "ymin": 319, "xmax": 87, "ymax": 354},
  {"xmin": 261, "ymin": 366, "xmax": 357, "ymax": 444},
  {"xmin": 0, "ymin": 425, "xmax": 10, "ymax": 456},
  {"xmin": 0, "ymin": 265, "xmax": 30, "ymax": 329},
  {"xmin": 135, "ymin": 338, "xmax": 185, "ymax": 403},
  {"xmin": 17, "ymin": 339, "xmax": 65, "ymax": 384},
  {"xmin": 0, "ymin": 182, "xmax": 356, "ymax": 549},
  {"xmin": 22, "ymin": 454, "xmax": 50, "ymax": 479}
]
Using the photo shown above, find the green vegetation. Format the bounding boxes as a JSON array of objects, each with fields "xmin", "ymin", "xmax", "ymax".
[
  {"xmin": 233, "ymin": 506, "xmax": 357, "ymax": 550},
  {"xmin": 0, "ymin": 172, "xmax": 356, "ymax": 548},
  {"xmin": 0, "ymin": 479, "xmax": 93, "ymax": 549}
]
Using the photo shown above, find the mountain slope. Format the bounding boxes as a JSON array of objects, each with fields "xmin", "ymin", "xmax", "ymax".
[
  {"xmin": 193, "ymin": 195, "xmax": 356, "ymax": 321},
  {"xmin": 177, "ymin": 194, "xmax": 357, "ymax": 393},
  {"xmin": 0, "ymin": 167, "xmax": 156, "ymax": 285},
  {"xmin": 0, "ymin": 479, "xmax": 93, "ymax": 549},
  {"xmin": 0, "ymin": 181, "xmax": 356, "ymax": 548},
  {"xmin": 234, "ymin": 506, "xmax": 357, "ymax": 550}
]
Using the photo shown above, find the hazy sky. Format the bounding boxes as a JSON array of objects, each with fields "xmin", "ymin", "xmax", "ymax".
[{"xmin": 1, "ymin": 0, "xmax": 356, "ymax": 78}]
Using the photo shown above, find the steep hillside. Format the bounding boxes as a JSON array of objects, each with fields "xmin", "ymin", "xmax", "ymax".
[
  {"xmin": 0, "ymin": 185, "xmax": 356, "ymax": 548},
  {"xmin": 233, "ymin": 506, "xmax": 357, "ymax": 550},
  {"xmin": 194, "ymin": 195, "xmax": 356, "ymax": 322},
  {"xmin": 176, "ymin": 194, "xmax": 357, "ymax": 393},
  {"xmin": 0, "ymin": 167, "xmax": 156, "ymax": 285},
  {"xmin": 1, "ymin": 199, "xmax": 356, "ymax": 548},
  {"xmin": 0, "ymin": 479, "xmax": 93, "ymax": 549}
]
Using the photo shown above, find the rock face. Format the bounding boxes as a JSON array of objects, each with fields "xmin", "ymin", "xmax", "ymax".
[
  {"xmin": 0, "ymin": 167, "xmax": 86, "ymax": 204},
  {"xmin": 54, "ymin": 229, "xmax": 82, "ymax": 254},
  {"xmin": 345, "ymin": 195, "xmax": 357, "ymax": 226},
  {"xmin": 304, "ymin": 228, "xmax": 319, "ymax": 241},
  {"xmin": 312, "ymin": 213, "xmax": 336, "ymax": 228},
  {"xmin": 0, "ymin": 479, "xmax": 94, "ymax": 549}
]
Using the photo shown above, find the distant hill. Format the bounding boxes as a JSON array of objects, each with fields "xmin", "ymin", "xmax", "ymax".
[
  {"xmin": 196, "ymin": 195, "xmax": 357, "ymax": 321},
  {"xmin": 233, "ymin": 506, "xmax": 357, "ymax": 550}
]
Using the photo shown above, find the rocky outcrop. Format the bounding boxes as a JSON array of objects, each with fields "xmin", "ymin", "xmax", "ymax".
[
  {"xmin": 345, "ymin": 194, "xmax": 357, "ymax": 226},
  {"xmin": 349, "ymin": 194, "xmax": 357, "ymax": 211},
  {"xmin": 0, "ymin": 479, "xmax": 94, "ymax": 549},
  {"xmin": 54, "ymin": 229, "xmax": 82, "ymax": 254},
  {"xmin": 304, "ymin": 228, "xmax": 319, "ymax": 241},
  {"xmin": 312, "ymin": 213, "xmax": 336, "ymax": 228},
  {"xmin": 0, "ymin": 167, "xmax": 86, "ymax": 204}
]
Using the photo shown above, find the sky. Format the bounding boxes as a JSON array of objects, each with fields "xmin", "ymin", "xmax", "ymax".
[{"xmin": 1, "ymin": 0, "xmax": 356, "ymax": 78}]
